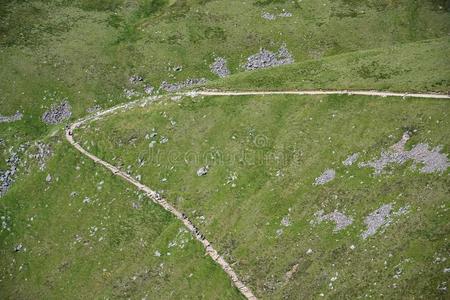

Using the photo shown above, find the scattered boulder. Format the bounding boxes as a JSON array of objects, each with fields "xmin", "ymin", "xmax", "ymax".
[
  {"xmin": 129, "ymin": 75, "xmax": 144, "ymax": 85},
  {"xmin": 29, "ymin": 142, "xmax": 52, "ymax": 171},
  {"xmin": 1, "ymin": 146, "xmax": 26, "ymax": 197},
  {"xmin": 196, "ymin": 166, "xmax": 209, "ymax": 176},
  {"xmin": 14, "ymin": 243, "xmax": 23, "ymax": 252},
  {"xmin": 244, "ymin": 44, "xmax": 294, "ymax": 70},
  {"xmin": 46, "ymin": 174, "xmax": 52, "ymax": 182},
  {"xmin": 312, "ymin": 210, "xmax": 353, "ymax": 232},
  {"xmin": 261, "ymin": 12, "xmax": 276, "ymax": 20},
  {"xmin": 314, "ymin": 169, "xmax": 336, "ymax": 185},
  {"xmin": 210, "ymin": 57, "xmax": 230, "ymax": 78},
  {"xmin": 124, "ymin": 89, "xmax": 138, "ymax": 99},
  {"xmin": 342, "ymin": 153, "xmax": 359, "ymax": 166},
  {"xmin": 261, "ymin": 10, "xmax": 292, "ymax": 20},
  {"xmin": 280, "ymin": 215, "xmax": 291, "ymax": 227},
  {"xmin": 0, "ymin": 112, "xmax": 23, "ymax": 123},
  {"xmin": 159, "ymin": 136, "xmax": 169, "ymax": 144},
  {"xmin": 172, "ymin": 65, "xmax": 183, "ymax": 72},
  {"xmin": 144, "ymin": 85, "xmax": 154, "ymax": 95},
  {"xmin": 279, "ymin": 11, "xmax": 293, "ymax": 17},
  {"xmin": 160, "ymin": 78, "xmax": 207, "ymax": 92},
  {"xmin": 42, "ymin": 101, "xmax": 72, "ymax": 124}
]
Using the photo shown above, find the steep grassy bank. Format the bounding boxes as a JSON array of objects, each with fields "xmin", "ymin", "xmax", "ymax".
[
  {"xmin": 78, "ymin": 93, "xmax": 450, "ymax": 298},
  {"xmin": 0, "ymin": 137, "xmax": 243, "ymax": 299}
]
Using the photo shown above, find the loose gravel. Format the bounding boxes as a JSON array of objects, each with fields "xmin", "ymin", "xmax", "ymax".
[
  {"xmin": 0, "ymin": 112, "xmax": 23, "ymax": 123},
  {"xmin": 359, "ymin": 132, "xmax": 449, "ymax": 174},
  {"xmin": 160, "ymin": 78, "xmax": 207, "ymax": 92},
  {"xmin": 261, "ymin": 12, "xmax": 276, "ymax": 20},
  {"xmin": 129, "ymin": 75, "xmax": 143, "ymax": 85},
  {"xmin": 144, "ymin": 85, "xmax": 154, "ymax": 95},
  {"xmin": 261, "ymin": 11, "xmax": 292, "ymax": 20},
  {"xmin": 314, "ymin": 169, "xmax": 336, "ymax": 185},
  {"xmin": 0, "ymin": 145, "xmax": 26, "ymax": 196},
  {"xmin": 361, "ymin": 204, "xmax": 393, "ymax": 239},
  {"xmin": 210, "ymin": 57, "xmax": 230, "ymax": 78},
  {"xmin": 313, "ymin": 210, "xmax": 353, "ymax": 232},
  {"xmin": 342, "ymin": 153, "xmax": 359, "ymax": 166},
  {"xmin": 29, "ymin": 142, "xmax": 52, "ymax": 171},
  {"xmin": 42, "ymin": 101, "xmax": 72, "ymax": 124},
  {"xmin": 244, "ymin": 44, "xmax": 294, "ymax": 70}
]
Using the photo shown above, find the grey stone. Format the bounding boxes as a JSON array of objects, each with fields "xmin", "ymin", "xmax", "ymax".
[
  {"xmin": 313, "ymin": 210, "xmax": 353, "ymax": 232},
  {"xmin": 129, "ymin": 75, "xmax": 143, "ymax": 85},
  {"xmin": 314, "ymin": 169, "xmax": 336, "ymax": 185},
  {"xmin": 196, "ymin": 166, "xmax": 209, "ymax": 176},
  {"xmin": 261, "ymin": 12, "xmax": 276, "ymax": 20},
  {"xmin": 144, "ymin": 85, "xmax": 154, "ymax": 95},
  {"xmin": 0, "ymin": 112, "xmax": 23, "ymax": 123},
  {"xmin": 279, "ymin": 11, "xmax": 293, "ymax": 18},
  {"xmin": 359, "ymin": 132, "xmax": 449, "ymax": 174},
  {"xmin": 343, "ymin": 153, "xmax": 359, "ymax": 166},
  {"xmin": 124, "ymin": 89, "xmax": 138, "ymax": 99},
  {"xmin": 14, "ymin": 243, "xmax": 23, "ymax": 252},
  {"xmin": 160, "ymin": 78, "xmax": 207, "ymax": 92},
  {"xmin": 244, "ymin": 44, "xmax": 294, "ymax": 71},
  {"xmin": 1, "ymin": 147, "xmax": 26, "ymax": 197},
  {"xmin": 42, "ymin": 101, "xmax": 72, "ymax": 124},
  {"xmin": 361, "ymin": 204, "xmax": 392, "ymax": 239},
  {"xmin": 210, "ymin": 57, "xmax": 230, "ymax": 78}
]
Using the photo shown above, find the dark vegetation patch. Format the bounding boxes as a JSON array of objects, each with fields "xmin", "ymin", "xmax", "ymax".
[{"xmin": 253, "ymin": 0, "xmax": 289, "ymax": 6}]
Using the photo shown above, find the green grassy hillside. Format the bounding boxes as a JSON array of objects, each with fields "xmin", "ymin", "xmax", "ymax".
[
  {"xmin": 1, "ymin": 0, "xmax": 449, "ymax": 298},
  {"xmin": 208, "ymin": 38, "xmax": 450, "ymax": 92},
  {"xmin": 0, "ymin": 139, "xmax": 243, "ymax": 299},
  {"xmin": 77, "ymin": 93, "xmax": 450, "ymax": 298}
]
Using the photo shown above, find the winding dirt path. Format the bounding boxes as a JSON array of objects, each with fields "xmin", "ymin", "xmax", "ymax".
[
  {"xmin": 192, "ymin": 90, "xmax": 450, "ymax": 99},
  {"xmin": 65, "ymin": 89, "xmax": 449, "ymax": 300}
]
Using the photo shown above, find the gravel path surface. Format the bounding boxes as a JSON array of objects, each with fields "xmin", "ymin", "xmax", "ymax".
[{"xmin": 193, "ymin": 90, "xmax": 450, "ymax": 99}]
